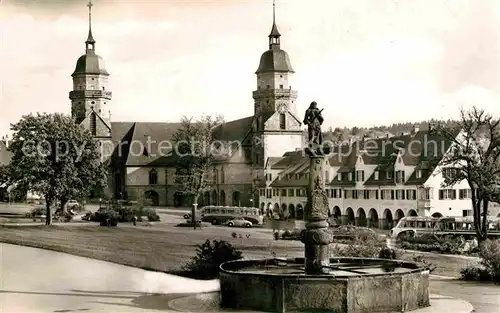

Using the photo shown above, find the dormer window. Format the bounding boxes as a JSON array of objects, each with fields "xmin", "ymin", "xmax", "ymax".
[
  {"xmin": 374, "ymin": 171, "xmax": 379, "ymax": 180},
  {"xmin": 416, "ymin": 170, "xmax": 422, "ymax": 179},
  {"xmin": 348, "ymin": 172, "xmax": 353, "ymax": 181},
  {"xmin": 386, "ymin": 171, "xmax": 393, "ymax": 179},
  {"xmin": 337, "ymin": 173, "xmax": 342, "ymax": 181}
]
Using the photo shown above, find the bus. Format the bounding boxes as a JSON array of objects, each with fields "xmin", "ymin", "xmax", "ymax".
[
  {"xmin": 199, "ymin": 205, "xmax": 264, "ymax": 225},
  {"xmin": 434, "ymin": 217, "xmax": 500, "ymax": 239},
  {"xmin": 390, "ymin": 217, "xmax": 438, "ymax": 239},
  {"xmin": 391, "ymin": 216, "xmax": 500, "ymax": 239}
]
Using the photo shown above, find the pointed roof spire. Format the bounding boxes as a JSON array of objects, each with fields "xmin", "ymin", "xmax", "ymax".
[
  {"xmin": 85, "ymin": 1, "xmax": 96, "ymax": 52},
  {"xmin": 269, "ymin": 0, "xmax": 281, "ymax": 38}
]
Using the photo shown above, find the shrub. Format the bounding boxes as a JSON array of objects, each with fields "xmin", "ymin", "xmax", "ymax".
[
  {"xmin": 97, "ymin": 204, "xmax": 160, "ymax": 223},
  {"xmin": 378, "ymin": 247, "xmax": 397, "ymax": 259},
  {"xmin": 479, "ymin": 239, "xmax": 500, "ymax": 282},
  {"xmin": 182, "ymin": 239, "xmax": 243, "ymax": 279},
  {"xmin": 96, "ymin": 208, "xmax": 119, "ymax": 225},
  {"xmin": 331, "ymin": 228, "xmax": 386, "ymax": 258},
  {"xmin": 273, "ymin": 232, "xmax": 280, "ymax": 240},
  {"xmin": 460, "ymin": 266, "xmax": 492, "ymax": 281},
  {"xmin": 282, "ymin": 230, "xmax": 292, "ymax": 238}
]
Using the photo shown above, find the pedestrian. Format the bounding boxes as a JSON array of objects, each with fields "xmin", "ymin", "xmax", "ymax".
[{"xmin": 132, "ymin": 215, "xmax": 137, "ymax": 226}]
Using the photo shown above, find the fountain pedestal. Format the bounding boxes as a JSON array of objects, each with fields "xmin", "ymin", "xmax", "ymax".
[{"xmin": 301, "ymin": 145, "xmax": 332, "ymax": 274}]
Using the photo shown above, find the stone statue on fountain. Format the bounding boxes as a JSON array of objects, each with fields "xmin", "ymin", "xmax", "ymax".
[
  {"xmin": 303, "ymin": 101, "xmax": 327, "ymax": 155},
  {"xmin": 301, "ymin": 101, "xmax": 333, "ymax": 274}
]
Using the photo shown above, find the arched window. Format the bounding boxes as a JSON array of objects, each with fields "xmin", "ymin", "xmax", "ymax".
[
  {"xmin": 279, "ymin": 113, "xmax": 286, "ymax": 130},
  {"xmin": 221, "ymin": 168, "xmax": 225, "ymax": 184},
  {"xmin": 149, "ymin": 169, "xmax": 158, "ymax": 185},
  {"xmin": 90, "ymin": 113, "xmax": 97, "ymax": 136}
]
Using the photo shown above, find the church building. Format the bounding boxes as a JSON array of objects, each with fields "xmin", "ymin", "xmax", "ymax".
[{"xmin": 69, "ymin": 1, "xmax": 305, "ymax": 207}]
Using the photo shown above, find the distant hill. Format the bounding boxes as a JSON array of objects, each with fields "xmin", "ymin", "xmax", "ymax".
[{"xmin": 323, "ymin": 119, "xmax": 460, "ymax": 143}]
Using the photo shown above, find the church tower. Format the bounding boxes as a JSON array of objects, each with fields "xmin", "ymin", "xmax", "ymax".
[
  {"xmin": 69, "ymin": 1, "xmax": 112, "ymax": 139},
  {"xmin": 252, "ymin": 0, "xmax": 303, "ymax": 165}
]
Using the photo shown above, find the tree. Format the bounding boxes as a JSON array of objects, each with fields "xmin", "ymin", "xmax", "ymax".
[
  {"xmin": 3, "ymin": 113, "xmax": 107, "ymax": 225},
  {"xmin": 432, "ymin": 107, "xmax": 500, "ymax": 242},
  {"xmin": 171, "ymin": 114, "xmax": 224, "ymax": 229}
]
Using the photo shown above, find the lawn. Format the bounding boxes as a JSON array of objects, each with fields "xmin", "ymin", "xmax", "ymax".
[{"xmin": 0, "ymin": 222, "xmax": 478, "ymax": 278}]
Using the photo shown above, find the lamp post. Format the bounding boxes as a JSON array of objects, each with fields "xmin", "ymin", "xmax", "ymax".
[{"xmin": 192, "ymin": 202, "xmax": 198, "ymax": 230}]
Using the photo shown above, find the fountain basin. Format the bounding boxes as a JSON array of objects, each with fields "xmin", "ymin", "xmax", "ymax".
[{"xmin": 220, "ymin": 257, "xmax": 430, "ymax": 313}]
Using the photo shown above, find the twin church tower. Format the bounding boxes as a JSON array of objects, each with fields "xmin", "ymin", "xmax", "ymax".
[{"xmin": 69, "ymin": 1, "xmax": 303, "ymax": 165}]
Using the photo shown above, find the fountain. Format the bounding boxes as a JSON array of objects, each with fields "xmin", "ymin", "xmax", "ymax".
[
  {"xmin": 168, "ymin": 103, "xmax": 473, "ymax": 313},
  {"xmin": 218, "ymin": 102, "xmax": 430, "ymax": 312}
]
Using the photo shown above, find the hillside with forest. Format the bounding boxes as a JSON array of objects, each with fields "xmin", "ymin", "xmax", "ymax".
[{"xmin": 323, "ymin": 119, "xmax": 460, "ymax": 142}]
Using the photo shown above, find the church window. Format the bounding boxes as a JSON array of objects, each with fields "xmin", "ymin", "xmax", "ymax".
[
  {"xmin": 149, "ymin": 169, "xmax": 158, "ymax": 185},
  {"xmin": 91, "ymin": 101, "xmax": 95, "ymax": 104},
  {"xmin": 90, "ymin": 113, "xmax": 97, "ymax": 136},
  {"xmin": 279, "ymin": 84, "xmax": 283, "ymax": 89},
  {"xmin": 279, "ymin": 113, "xmax": 286, "ymax": 130},
  {"xmin": 102, "ymin": 87, "xmax": 105, "ymax": 90},
  {"xmin": 221, "ymin": 168, "xmax": 225, "ymax": 184}
]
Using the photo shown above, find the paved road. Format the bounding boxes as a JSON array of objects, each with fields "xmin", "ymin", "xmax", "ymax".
[
  {"xmin": 429, "ymin": 277, "xmax": 500, "ymax": 313},
  {"xmin": 0, "ymin": 243, "xmax": 219, "ymax": 313}
]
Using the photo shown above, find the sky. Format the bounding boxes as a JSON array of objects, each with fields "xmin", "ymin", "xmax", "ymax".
[{"xmin": 1, "ymin": 0, "xmax": 499, "ymax": 137}]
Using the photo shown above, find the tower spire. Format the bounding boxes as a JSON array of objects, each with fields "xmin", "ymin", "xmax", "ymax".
[
  {"xmin": 268, "ymin": 0, "xmax": 281, "ymax": 49},
  {"xmin": 85, "ymin": 1, "xmax": 96, "ymax": 53}
]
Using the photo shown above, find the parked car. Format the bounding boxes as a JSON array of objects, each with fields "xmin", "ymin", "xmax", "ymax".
[
  {"xmin": 226, "ymin": 217, "xmax": 252, "ymax": 228},
  {"xmin": 65, "ymin": 200, "xmax": 79, "ymax": 209},
  {"xmin": 184, "ymin": 213, "xmax": 191, "ymax": 220}
]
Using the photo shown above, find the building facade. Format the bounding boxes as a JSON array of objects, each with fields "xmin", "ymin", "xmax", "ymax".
[{"xmin": 260, "ymin": 128, "xmax": 500, "ymax": 228}]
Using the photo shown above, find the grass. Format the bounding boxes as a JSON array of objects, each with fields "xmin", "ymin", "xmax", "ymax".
[{"xmin": 0, "ymin": 222, "xmax": 479, "ymax": 279}]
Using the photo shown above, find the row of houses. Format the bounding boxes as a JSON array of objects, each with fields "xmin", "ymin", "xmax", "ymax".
[{"xmin": 257, "ymin": 126, "xmax": 500, "ymax": 229}]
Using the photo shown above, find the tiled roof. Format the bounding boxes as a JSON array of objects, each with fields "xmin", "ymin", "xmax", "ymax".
[
  {"xmin": 267, "ymin": 157, "xmax": 284, "ymax": 169},
  {"xmin": 264, "ymin": 130, "xmax": 455, "ymax": 189},
  {"xmin": 271, "ymin": 151, "xmax": 304, "ymax": 169},
  {"xmin": 107, "ymin": 116, "xmax": 255, "ymax": 167},
  {"xmin": 212, "ymin": 116, "xmax": 253, "ymax": 144},
  {"xmin": 124, "ymin": 122, "xmax": 183, "ymax": 167}
]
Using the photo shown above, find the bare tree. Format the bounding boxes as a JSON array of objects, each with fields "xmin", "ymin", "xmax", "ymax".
[
  {"xmin": 172, "ymin": 114, "xmax": 225, "ymax": 229},
  {"xmin": 433, "ymin": 107, "xmax": 500, "ymax": 242}
]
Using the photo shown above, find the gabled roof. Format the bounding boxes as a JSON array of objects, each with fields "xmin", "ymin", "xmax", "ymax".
[
  {"xmin": 266, "ymin": 157, "xmax": 284, "ymax": 169},
  {"xmin": 124, "ymin": 122, "xmax": 182, "ymax": 167},
  {"xmin": 263, "ymin": 129, "xmax": 456, "ymax": 189},
  {"xmin": 108, "ymin": 116, "xmax": 256, "ymax": 168}
]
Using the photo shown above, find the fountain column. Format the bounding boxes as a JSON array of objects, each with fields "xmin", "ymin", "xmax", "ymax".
[{"xmin": 301, "ymin": 145, "xmax": 332, "ymax": 274}]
